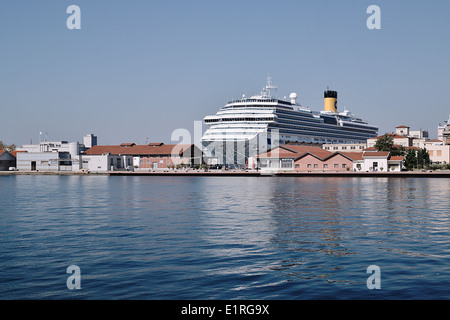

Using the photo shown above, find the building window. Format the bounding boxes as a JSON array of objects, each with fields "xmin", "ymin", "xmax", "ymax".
[
  {"xmin": 324, "ymin": 164, "xmax": 328, "ymax": 168},
  {"xmin": 307, "ymin": 164, "xmax": 312, "ymax": 168},
  {"xmin": 281, "ymin": 159, "xmax": 292, "ymax": 168},
  {"xmin": 334, "ymin": 164, "xmax": 339, "ymax": 168},
  {"xmin": 342, "ymin": 164, "xmax": 346, "ymax": 168},
  {"xmin": 295, "ymin": 164, "xmax": 300, "ymax": 168},
  {"xmin": 314, "ymin": 164, "xmax": 318, "ymax": 168},
  {"xmin": 342, "ymin": 146, "xmax": 347, "ymax": 150}
]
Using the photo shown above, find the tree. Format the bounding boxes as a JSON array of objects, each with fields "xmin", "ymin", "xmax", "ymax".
[
  {"xmin": 403, "ymin": 148, "xmax": 431, "ymax": 170},
  {"xmin": 0, "ymin": 141, "xmax": 16, "ymax": 152},
  {"xmin": 374, "ymin": 134, "xmax": 394, "ymax": 152},
  {"xmin": 404, "ymin": 148, "xmax": 417, "ymax": 171},
  {"xmin": 417, "ymin": 148, "xmax": 431, "ymax": 169},
  {"xmin": 374, "ymin": 134, "xmax": 406, "ymax": 156},
  {"xmin": 391, "ymin": 145, "xmax": 406, "ymax": 156}
]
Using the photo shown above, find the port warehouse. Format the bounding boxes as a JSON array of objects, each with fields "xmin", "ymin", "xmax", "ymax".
[
  {"xmin": 82, "ymin": 143, "xmax": 203, "ymax": 171},
  {"xmin": 0, "ymin": 150, "xmax": 18, "ymax": 171},
  {"xmin": 12, "ymin": 134, "xmax": 203, "ymax": 172}
]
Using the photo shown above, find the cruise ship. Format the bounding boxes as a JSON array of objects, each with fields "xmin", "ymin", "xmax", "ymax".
[{"xmin": 201, "ymin": 76, "xmax": 378, "ymax": 166}]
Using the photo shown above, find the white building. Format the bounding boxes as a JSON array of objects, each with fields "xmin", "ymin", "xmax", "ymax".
[
  {"xmin": 322, "ymin": 142, "xmax": 367, "ymax": 152},
  {"xmin": 81, "ymin": 154, "xmax": 134, "ymax": 172},
  {"xmin": 352, "ymin": 151, "xmax": 404, "ymax": 172},
  {"xmin": 16, "ymin": 134, "xmax": 97, "ymax": 172},
  {"xmin": 438, "ymin": 115, "xmax": 450, "ymax": 142}
]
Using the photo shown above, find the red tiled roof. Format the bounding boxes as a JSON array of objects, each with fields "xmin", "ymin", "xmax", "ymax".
[
  {"xmin": 0, "ymin": 150, "xmax": 24, "ymax": 158},
  {"xmin": 364, "ymin": 145, "xmax": 418, "ymax": 151},
  {"xmin": 363, "ymin": 151, "xmax": 390, "ymax": 157},
  {"xmin": 10, "ymin": 150, "xmax": 25, "ymax": 158},
  {"xmin": 340, "ymin": 152, "xmax": 364, "ymax": 161},
  {"xmin": 257, "ymin": 145, "xmax": 333, "ymax": 160},
  {"xmin": 84, "ymin": 144, "xmax": 193, "ymax": 156},
  {"xmin": 256, "ymin": 146, "xmax": 298, "ymax": 158},
  {"xmin": 257, "ymin": 151, "xmax": 298, "ymax": 158},
  {"xmin": 389, "ymin": 156, "xmax": 404, "ymax": 161},
  {"xmin": 282, "ymin": 145, "xmax": 333, "ymax": 159},
  {"xmin": 396, "ymin": 125, "xmax": 409, "ymax": 128}
]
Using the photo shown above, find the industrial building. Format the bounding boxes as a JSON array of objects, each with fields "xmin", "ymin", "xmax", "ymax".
[
  {"xmin": 16, "ymin": 134, "xmax": 97, "ymax": 172},
  {"xmin": 82, "ymin": 142, "xmax": 203, "ymax": 172},
  {"xmin": 0, "ymin": 150, "xmax": 16, "ymax": 171}
]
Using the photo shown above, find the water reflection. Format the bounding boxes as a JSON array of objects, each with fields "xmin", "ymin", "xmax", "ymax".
[
  {"xmin": 196, "ymin": 177, "xmax": 277, "ymax": 277},
  {"xmin": 196, "ymin": 176, "xmax": 450, "ymax": 295}
]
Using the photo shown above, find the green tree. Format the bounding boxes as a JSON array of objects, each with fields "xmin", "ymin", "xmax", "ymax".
[
  {"xmin": 374, "ymin": 134, "xmax": 406, "ymax": 156},
  {"xmin": 374, "ymin": 134, "xmax": 394, "ymax": 152},
  {"xmin": 404, "ymin": 148, "xmax": 417, "ymax": 171},
  {"xmin": 417, "ymin": 148, "xmax": 431, "ymax": 169},
  {"xmin": 391, "ymin": 145, "xmax": 406, "ymax": 156},
  {"xmin": 0, "ymin": 141, "xmax": 16, "ymax": 152}
]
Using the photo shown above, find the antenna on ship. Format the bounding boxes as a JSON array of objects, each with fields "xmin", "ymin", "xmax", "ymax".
[{"xmin": 262, "ymin": 74, "xmax": 277, "ymax": 98}]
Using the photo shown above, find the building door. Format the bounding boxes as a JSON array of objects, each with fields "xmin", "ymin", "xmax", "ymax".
[
  {"xmin": 152, "ymin": 162, "xmax": 157, "ymax": 169},
  {"xmin": 31, "ymin": 161, "xmax": 36, "ymax": 171}
]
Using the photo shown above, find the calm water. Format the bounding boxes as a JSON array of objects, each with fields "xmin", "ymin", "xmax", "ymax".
[{"xmin": 0, "ymin": 175, "xmax": 449, "ymax": 300}]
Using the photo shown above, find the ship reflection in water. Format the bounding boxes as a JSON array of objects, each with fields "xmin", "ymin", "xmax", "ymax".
[{"xmin": 196, "ymin": 176, "xmax": 450, "ymax": 299}]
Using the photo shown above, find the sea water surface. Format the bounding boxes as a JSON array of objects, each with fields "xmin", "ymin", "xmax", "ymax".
[{"xmin": 0, "ymin": 175, "xmax": 449, "ymax": 299}]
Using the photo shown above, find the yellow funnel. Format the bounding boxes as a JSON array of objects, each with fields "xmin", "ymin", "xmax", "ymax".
[{"xmin": 324, "ymin": 90, "xmax": 337, "ymax": 112}]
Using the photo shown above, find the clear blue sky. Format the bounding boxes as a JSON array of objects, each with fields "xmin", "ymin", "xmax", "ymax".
[{"xmin": 1, "ymin": 0, "xmax": 450, "ymax": 146}]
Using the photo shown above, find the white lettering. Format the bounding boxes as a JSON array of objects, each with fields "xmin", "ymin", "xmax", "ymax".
[
  {"xmin": 366, "ymin": 265, "xmax": 381, "ymax": 289},
  {"xmin": 66, "ymin": 265, "xmax": 81, "ymax": 289},
  {"xmin": 366, "ymin": 5, "xmax": 381, "ymax": 30},
  {"xmin": 181, "ymin": 304, "xmax": 215, "ymax": 318},
  {"xmin": 66, "ymin": 5, "xmax": 81, "ymax": 30}
]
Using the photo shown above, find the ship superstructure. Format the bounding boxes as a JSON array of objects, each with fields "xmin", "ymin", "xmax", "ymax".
[{"xmin": 201, "ymin": 76, "xmax": 378, "ymax": 166}]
